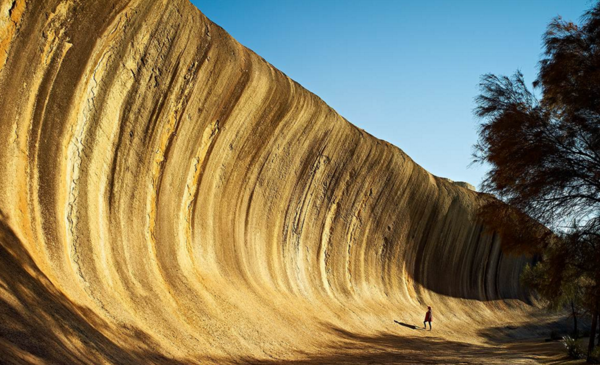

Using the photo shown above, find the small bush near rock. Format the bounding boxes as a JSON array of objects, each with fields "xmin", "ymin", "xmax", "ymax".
[
  {"xmin": 563, "ymin": 336, "xmax": 585, "ymax": 359},
  {"xmin": 589, "ymin": 347, "xmax": 600, "ymax": 364}
]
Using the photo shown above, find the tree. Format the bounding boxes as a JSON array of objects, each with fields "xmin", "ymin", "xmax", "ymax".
[
  {"xmin": 474, "ymin": 2, "xmax": 600, "ymax": 362},
  {"xmin": 520, "ymin": 230, "xmax": 586, "ymax": 338}
]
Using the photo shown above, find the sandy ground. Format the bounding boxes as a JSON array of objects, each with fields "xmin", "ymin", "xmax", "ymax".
[
  {"xmin": 209, "ymin": 327, "xmax": 572, "ymax": 364},
  {"xmin": 283, "ymin": 338, "xmax": 567, "ymax": 364}
]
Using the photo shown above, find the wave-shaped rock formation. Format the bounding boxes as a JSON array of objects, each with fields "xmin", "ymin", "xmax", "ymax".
[{"xmin": 0, "ymin": 0, "xmax": 542, "ymax": 363}]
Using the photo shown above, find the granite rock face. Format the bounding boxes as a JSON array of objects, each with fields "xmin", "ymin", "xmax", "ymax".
[{"xmin": 0, "ymin": 0, "xmax": 533, "ymax": 363}]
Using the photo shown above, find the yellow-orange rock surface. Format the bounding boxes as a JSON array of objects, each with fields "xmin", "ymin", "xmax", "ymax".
[{"xmin": 0, "ymin": 0, "xmax": 564, "ymax": 363}]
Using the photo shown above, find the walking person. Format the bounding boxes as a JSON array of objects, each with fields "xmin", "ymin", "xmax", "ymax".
[{"xmin": 423, "ymin": 306, "xmax": 432, "ymax": 330}]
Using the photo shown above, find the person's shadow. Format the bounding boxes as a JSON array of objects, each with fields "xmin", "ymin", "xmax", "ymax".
[{"xmin": 394, "ymin": 320, "xmax": 425, "ymax": 330}]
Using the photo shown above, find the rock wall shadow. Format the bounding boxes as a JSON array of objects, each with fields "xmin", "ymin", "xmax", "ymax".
[
  {"xmin": 0, "ymin": 215, "xmax": 189, "ymax": 365},
  {"xmin": 477, "ymin": 315, "xmax": 588, "ymax": 344},
  {"xmin": 407, "ymin": 208, "xmax": 533, "ymax": 303}
]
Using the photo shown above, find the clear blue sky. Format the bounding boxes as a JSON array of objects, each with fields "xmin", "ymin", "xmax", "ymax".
[{"xmin": 192, "ymin": 0, "xmax": 593, "ymax": 188}]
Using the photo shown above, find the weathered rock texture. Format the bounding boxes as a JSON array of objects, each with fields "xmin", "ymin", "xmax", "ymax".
[{"xmin": 0, "ymin": 0, "xmax": 540, "ymax": 363}]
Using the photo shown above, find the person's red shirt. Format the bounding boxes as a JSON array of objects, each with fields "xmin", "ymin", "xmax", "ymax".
[{"xmin": 424, "ymin": 310, "xmax": 432, "ymax": 322}]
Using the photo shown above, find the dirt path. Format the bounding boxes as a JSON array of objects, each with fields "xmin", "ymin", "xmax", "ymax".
[{"xmin": 235, "ymin": 333, "xmax": 568, "ymax": 364}]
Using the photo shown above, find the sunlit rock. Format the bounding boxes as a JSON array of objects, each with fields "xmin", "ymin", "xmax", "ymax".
[{"xmin": 0, "ymin": 1, "xmax": 545, "ymax": 363}]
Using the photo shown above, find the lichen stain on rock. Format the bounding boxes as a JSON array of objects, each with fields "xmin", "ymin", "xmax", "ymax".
[{"xmin": 0, "ymin": 0, "xmax": 26, "ymax": 69}]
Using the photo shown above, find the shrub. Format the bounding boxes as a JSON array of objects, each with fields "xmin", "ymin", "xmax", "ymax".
[
  {"xmin": 562, "ymin": 336, "xmax": 585, "ymax": 359},
  {"xmin": 589, "ymin": 346, "xmax": 600, "ymax": 364}
]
